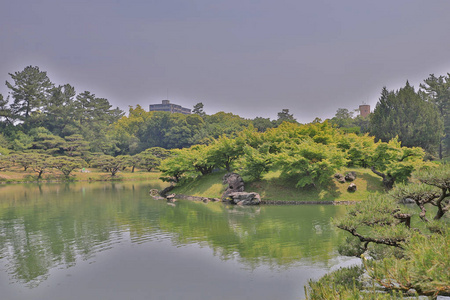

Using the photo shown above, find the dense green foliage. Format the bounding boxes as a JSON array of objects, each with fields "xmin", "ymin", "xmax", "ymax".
[
  {"xmin": 420, "ymin": 73, "xmax": 450, "ymax": 159},
  {"xmin": 306, "ymin": 164, "xmax": 450, "ymax": 298},
  {"xmin": 0, "ymin": 65, "xmax": 445, "ymax": 189},
  {"xmin": 159, "ymin": 121, "xmax": 425, "ymax": 190},
  {"xmin": 1, "ymin": 66, "xmax": 123, "ymax": 155},
  {"xmin": 370, "ymin": 83, "xmax": 443, "ymax": 154}
]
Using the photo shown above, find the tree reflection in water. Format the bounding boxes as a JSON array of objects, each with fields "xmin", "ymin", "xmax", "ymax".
[{"xmin": 0, "ymin": 182, "xmax": 347, "ymax": 287}]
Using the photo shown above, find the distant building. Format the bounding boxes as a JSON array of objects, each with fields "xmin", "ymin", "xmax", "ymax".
[
  {"xmin": 359, "ymin": 104, "xmax": 370, "ymax": 118},
  {"xmin": 149, "ymin": 100, "xmax": 191, "ymax": 115}
]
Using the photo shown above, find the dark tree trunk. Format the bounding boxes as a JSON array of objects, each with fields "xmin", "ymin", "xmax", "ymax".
[{"xmin": 371, "ymin": 167, "xmax": 395, "ymax": 190}]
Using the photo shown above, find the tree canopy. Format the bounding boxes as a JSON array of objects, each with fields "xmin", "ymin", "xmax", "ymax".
[
  {"xmin": 420, "ymin": 73, "xmax": 450, "ymax": 158},
  {"xmin": 370, "ymin": 83, "xmax": 443, "ymax": 154}
]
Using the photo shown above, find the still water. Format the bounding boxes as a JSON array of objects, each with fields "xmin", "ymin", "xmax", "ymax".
[{"xmin": 0, "ymin": 181, "xmax": 358, "ymax": 300}]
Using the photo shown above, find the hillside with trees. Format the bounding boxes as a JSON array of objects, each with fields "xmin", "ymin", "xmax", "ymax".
[
  {"xmin": 0, "ymin": 65, "xmax": 448, "ymax": 186},
  {"xmin": 1, "ymin": 65, "xmax": 449, "ymax": 298}
]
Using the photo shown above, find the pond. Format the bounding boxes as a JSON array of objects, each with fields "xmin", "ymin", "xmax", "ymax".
[{"xmin": 0, "ymin": 181, "xmax": 359, "ymax": 300}]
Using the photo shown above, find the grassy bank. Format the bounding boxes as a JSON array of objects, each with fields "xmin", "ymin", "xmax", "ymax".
[
  {"xmin": 173, "ymin": 167, "xmax": 385, "ymax": 202},
  {"xmin": 1, "ymin": 166, "xmax": 385, "ymax": 202},
  {"xmin": 0, "ymin": 167, "xmax": 162, "ymax": 183}
]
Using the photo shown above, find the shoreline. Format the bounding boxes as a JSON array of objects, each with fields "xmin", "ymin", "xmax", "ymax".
[{"xmin": 172, "ymin": 193, "xmax": 358, "ymax": 205}]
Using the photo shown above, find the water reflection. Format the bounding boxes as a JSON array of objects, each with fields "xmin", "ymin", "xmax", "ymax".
[{"xmin": 0, "ymin": 182, "xmax": 347, "ymax": 288}]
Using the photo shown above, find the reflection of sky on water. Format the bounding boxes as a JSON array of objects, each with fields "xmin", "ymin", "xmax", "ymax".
[
  {"xmin": 0, "ymin": 182, "xmax": 359, "ymax": 300},
  {"xmin": 0, "ymin": 235, "xmax": 359, "ymax": 300}
]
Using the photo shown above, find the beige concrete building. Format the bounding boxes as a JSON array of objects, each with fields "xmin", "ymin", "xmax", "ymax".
[{"xmin": 149, "ymin": 100, "xmax": 191, "ymax": 115}]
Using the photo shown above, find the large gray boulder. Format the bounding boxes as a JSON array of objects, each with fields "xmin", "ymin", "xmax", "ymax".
[
  {"xmin": 345, "ymin": 171, "xmax": 357, "ymax": 182},
  {"xmin": 334, "ymin": 173, "xmax": 346, "ymax": 183},
  {"xmin": 226, "ymin": 192, "xmax": 261, "ymax": 205},
  {"xmin": 222, "ymin": 173, "xmax": 245, "ymax": 199},
  {"xmin": 347, "ymin": 183, "xmax": 357, "ymax": 192}
]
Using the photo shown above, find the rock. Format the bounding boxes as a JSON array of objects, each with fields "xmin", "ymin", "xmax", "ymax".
[
  {"xmin": 226, "ymin": 192, "xmax": 261, "ymax": 205},
  {"xmin": 149, "ymin": 189, "xmax": 159, "ymax": 196},
  {"xmin": 166, "ymin": 194, "xmax": 177, "ymax": 202},
  {"xmin": 334, "ymin": 173, "xmax": 346, "ymax": 183},
  {"xmin": 345, "ymin": 171, "xmax": 357, "ymax": 182},
  {"xmin": 347, "ymin": 183, "xmax": 357, "ymax": 192},
  {"xmin": 222, "ymin": 173, "xmax": 245, "ymax": 200},
  {"xmin": 401, "ymin": 198, "xmax": 415, "ymax": 204}
]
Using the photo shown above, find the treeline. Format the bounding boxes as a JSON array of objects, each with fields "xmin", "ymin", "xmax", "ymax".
[
  {"xmin": 0, "ymin": 66, "xmax": 298, "ymax": 180},
  {"xmin": 0, "ymin": 65, "xmax": 449, "ymax": 183},
  {"xmin": 0, "ymin": 66, "xmax": 299, "ymax": 158},
  {"xmin": 0, "ymin": 66, "xmax": 124, "ymax": 155},
  {"xmin": 305, "ymin": 158, "xmax": 450, "ymax": 299},
  {"xmin": 159, "ymin": 121, "xmax": 426, "ymax": 189},
  {"xmin": 330, "ymin": 77, "xmax": 450, "ymax": 159}
]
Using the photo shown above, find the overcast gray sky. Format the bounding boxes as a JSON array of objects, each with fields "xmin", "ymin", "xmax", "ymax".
[{"xmin": 1, "ymin": 0, "xmax": 450, "ymax": 123}]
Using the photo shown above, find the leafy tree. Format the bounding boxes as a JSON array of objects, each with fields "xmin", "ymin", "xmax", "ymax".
[
  {"xmin": 28, "ymin": 152, "xmax": 51, "ymax": 180},
  {"xmin": 6, "ymin": 66, "xmax": 54, "ymax": 126},
  {"xmin": 201, "ymin": 112, "xmax": 252, "ymax": 140},
  {"xmin": 90, "ymin": 155, "xmax": 127, "ymax": 176},
  {"xmin": 192, "ymin": 102, "xmax": 206, "ymax": 118},
  {"xmin": 0, "ymin": 154, "xmax": 11, "ymax": 170},
  {"xmin": 143, "ymin": 147, "xmax": 170, "ymax": 160},
  {"xmin": 136, "ymin": 152, "xmax": 159, "ymax": 172},
  {"xmin": 368, "ymin": 138, "xmax": 424, "ymax": 189},
  {"xmin": 10, "ymin": 131, "xmax": 33, "ymax": 152},
  {"xmin": 251, "ymin": 117, "xmax": 275, "ymax": 132},
  {"xmin": 107, "ymin": 126, "xmax": 139, "ymax": 155},
  {"xmin": 135, "ymin": 147, "xmax": 170, "ymax": 172},
  {"xmin": 43, "ymin": 84, "xmax": 78, "ymax": 136},
  {"xmin": 9, "ymin": 152, "xmax": 34, "ymax": 171},
  {"xmin": 239, "ymin": 144, "xmax": 272, "ymax": 181},
  {"xmin": 410, "ymin": 165, "xmax": 450, "ymax": 220},
  {"xmin": 0, "ymin": 94, "xmax": 13, "ymax": 130},
  {"xmin": 50, "ymin": 156, "xmax": 86, "ymax": 179},
  {"xmin": 276, "ymin": 108, "xmax": 296, "ymax": 125},
  {"xmin": 189, "ymin": 145, "xmax": 215, "ymax": 175},
  {"xmin": 330, "ymin": 108, "xmax": 354, "ymax": 127},
  {"xmin": 329, "ymin": 107, "xmax": 368, "ymax": 134},
  {"xmin": 370, "ymin": 83, "xmax": 443, "ymax": 154},
  {"xmin": 420, "ymin": 73, "xmax": 450, "ymax": 158},
  {"xmin": 208, "ymin": 135, "xmax": 242, "ymax": 172},
  {"xmin": 158, "ymin": 149, "xmax": 194, "ymax": 182},
  {"xmin": 337, "ymin": 133, "xmax": 375, "ymax": 168},
  {"xmin": 275, "ymin": 139, "xmax": 347, "ymax": 188},
  {"xmin": 135, "ymin": 111, "xmax": 204, "ymax": 150},
  {"xmin": 319, "ymin": 164, "xmax": 450, "ymax": 298},
  {"xmin": 164, "ymin": 114, "xmax": 204, "ymax": 149},
  {"xmin": 28, "ymin": 127, "xmax": 66, "ymax": 154},
  {"xmin": 74, "ymin": 91, "xmax": 124, "ymax": 153},
  {"xmin": 110, "ymin": 105, "xmax": 151, "ymax": 154},
  {"xmin": 63, "ymin": 134, "xmax": 90, "ymax": 157},
  {"xmin": 0, "ymin": 133, "xmax": 11, "ymax": 151},
  {"xmin": 113, "ymin": 105, "xmax": 150, "ymax": 136}
]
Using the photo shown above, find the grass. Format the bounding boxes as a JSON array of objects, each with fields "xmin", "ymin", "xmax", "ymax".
[
  {"xmin": 1, "ymin": 166, "xmax": 385, "ymax": 202},
  {"xmin": 173, "ymin": 172, "xmax": 226, "ymax": 198},
  {"xmin": 0, "ymin": 167, "xmax": 162, "ymax": 183},
  {"xmin": 173, "ymin": 167, "xmax": 385, "ymax": 202}
]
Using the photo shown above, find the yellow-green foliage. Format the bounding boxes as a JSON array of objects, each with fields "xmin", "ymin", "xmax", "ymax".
[
  {"xmin": 323, "ymin": 163, "xmax": 450, "ymax": 298},
  {"xmin": 159, "ymin": 120, "xmax": 427, "ymax": 191},
  {"xmin": 305, "ymin": 265, "xmax": 418, "ymax": 300},
  {"xmin": 364, "ymin": 231, "xmax": 450, "ymax": 297},
  {"xmin": 174, "ymin": 168, "xmax": 384, "ymax": 202}
]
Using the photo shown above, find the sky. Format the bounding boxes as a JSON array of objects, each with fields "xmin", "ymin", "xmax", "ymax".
[{"xmin": 1, "ymin": 0, "xmax": 450, "ymax": 123}]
